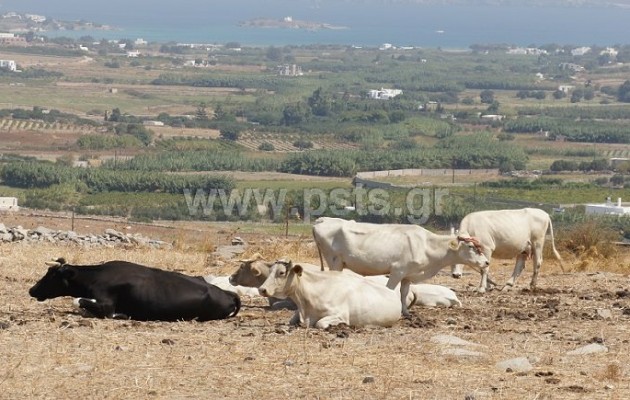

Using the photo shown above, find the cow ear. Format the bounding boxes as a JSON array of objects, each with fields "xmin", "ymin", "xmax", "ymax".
[
  {"xmin": 448, "ymin": 240, "xmax": 460, "ymax": 250},
  {"xmin": 291, "ymin": 264, "xmax": 303, "ymax": 276}
]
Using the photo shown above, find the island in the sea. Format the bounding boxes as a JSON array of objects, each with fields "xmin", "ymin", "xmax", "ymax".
[
  {"xmin": 0, "ymin": 12, "xmax": 116, "ymax": 34},
  {"xmin": 239, "ymin": 16, "xmax": 348, "ymax": 31}
]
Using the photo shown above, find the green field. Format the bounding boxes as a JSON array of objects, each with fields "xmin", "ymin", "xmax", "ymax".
[{"xmin": 0, "ymin": 40, "xmax": 629, "ymax": 232}]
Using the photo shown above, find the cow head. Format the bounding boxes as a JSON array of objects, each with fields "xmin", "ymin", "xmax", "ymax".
[
  {"xmin": 258, "ymin": 260, "xmax": 302, "ymax": 299},
  {"xmin": 449, "ymin": 236, "xmax": 489, "ymax": 271},
  {"xmin": 229, "ymin": 254, "xmax": 272, "ymax": 287},
  {"xmin": 29, "ymin": 258, "xmax": 76, "ymax": 301}
]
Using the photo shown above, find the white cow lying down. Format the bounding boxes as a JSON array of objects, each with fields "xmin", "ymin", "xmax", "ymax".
[
  {"xmin": 259, "ymin": 260, "xmax": 402, "ymax": 329},
  {"xmin": 230, "ymin": 256, "xmax": 462, "ymax": 308},
  {"xmin": 203, "ymin": 275, "xmax": 260, "ymax": 297}
]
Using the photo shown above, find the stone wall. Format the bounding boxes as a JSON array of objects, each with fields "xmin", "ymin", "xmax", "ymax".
[{"xmin": 0, "ymin": 223, "xmax": 171, "ymax": 248}]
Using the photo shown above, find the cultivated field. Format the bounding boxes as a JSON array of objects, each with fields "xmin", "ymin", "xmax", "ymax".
[{"xmin": 1, "ymin": 216, "xmax": 629, "ymax": 400}]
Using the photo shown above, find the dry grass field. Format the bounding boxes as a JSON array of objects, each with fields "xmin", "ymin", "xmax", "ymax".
[{"xmin": 1, "ymin": 214, "xmax": 629, "ymax": 400}]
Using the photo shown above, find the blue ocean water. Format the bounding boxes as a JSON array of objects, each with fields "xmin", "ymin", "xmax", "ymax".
[{"xmin": 1, "ymin": 1, "xmax": 629, "ymax": 47}]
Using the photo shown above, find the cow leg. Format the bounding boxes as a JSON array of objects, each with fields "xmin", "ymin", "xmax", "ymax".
[
  {"xmin": 473, "ymin": 263, "xmax": 491, "ymax": 293},
  {"xmin": 288, "ymin": 311, "xmax": 301, "ymax": 326},
  {"xmin": 386, "ymin": 273, "xmax": 410, "ymax": 318},
  {"xmin": 530, "ymin": 243, "xmax": 544, "ymax": 290},
  {"xmin": 78, "ymin": 298, "xmax": 116, "ymax": 318},
  {"xmin": 315, "ymin": 315, "xmax": 346, "ymax": 330},
  {"xmin": 503, "ymin": 255, "xmax": 527, "ymax": 291},
  {"xmin": 399, "ymin": 280, "xmax": 413, "ymax": 318}
]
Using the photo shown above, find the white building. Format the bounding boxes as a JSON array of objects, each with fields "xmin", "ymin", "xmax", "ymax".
[
  {"xmin": 507, "ymin": 47, "xmax": 548, "ymax": 56},
  {"xmin": 25, "ymin": 14, "xmax": 46, "ymax": 23},
  {"xmin": 558, "ymin": 85, "xmax": 575, "ymax": 94},
  {"xmin": 507, "ymin": 47, "xmax": 528, "ymax": 55},
  {"xmin": 480, "ymin": 114, "xmax": 505, "ymax": 122},
  {"xmin": 585, "ymin": 197, "xmax": 630, "ymax": 216},
  {"xmin": 0, "ymin": 197, "xmax": 19, "ymax": 211},
  {"xmin": 559, "ymin": 62, "xmax": 585, "ymax": 72},
  {"xmin": 276, "ymin": 64, "xmax": 303, "ymax": 76},
  {"xmin": 368, "ymin": 88, "xmax": 403, "ymax": 100},
  {"xmin": 0, "ymin": 60, "xmax": 17, "ymax": 71},
  {"xmin": 143, "ymin": 120, "xmax": 165, "ymax": 126},
  {"xmin": 571, "ymin": 46, "xmax": 591, "ymax": 56}
]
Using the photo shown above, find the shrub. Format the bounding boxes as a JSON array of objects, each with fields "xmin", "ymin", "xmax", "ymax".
[
  {"xmin": 556, "ymin": 218, "xmax": 619, "ymax": 259},
  {"xmin": 293, "ymin": 138, "xmax": 313, "ymax": 149},
  {"xmin": 258, "ymin": 142, "xmax": 275, "ymax": 151}
]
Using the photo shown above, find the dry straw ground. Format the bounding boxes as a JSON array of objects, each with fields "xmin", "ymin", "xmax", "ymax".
[{"xmin": 1, "ymin": 218, "xmax": 629, "ymax": 400}]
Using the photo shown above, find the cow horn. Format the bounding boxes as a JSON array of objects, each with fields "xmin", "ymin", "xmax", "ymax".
[
  {"xmin": 239, "ymin": 252, "xmax": 263, "ymax": 263},
  {"xmin": 45, "ymin": 260, "xmax": 62, "ymax": 267}
]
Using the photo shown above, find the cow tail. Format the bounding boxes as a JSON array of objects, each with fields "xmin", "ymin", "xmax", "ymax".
[
  {"xmin": 229, "ymin": 293, "xmax": 241, "ymax": 318},
  {"xmin": 547, "ymin": 216, "xmax": 565, "ymax": 272}
]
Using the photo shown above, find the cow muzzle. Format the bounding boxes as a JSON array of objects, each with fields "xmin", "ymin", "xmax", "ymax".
[{"xmin": 258, "ymin": 287, "xmax": 269, "ymax": 297}]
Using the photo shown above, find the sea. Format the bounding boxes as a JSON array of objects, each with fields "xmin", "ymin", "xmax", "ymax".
[{"xmin": 1, "ymin": 0, "xmax": 630, "ymax": 48}]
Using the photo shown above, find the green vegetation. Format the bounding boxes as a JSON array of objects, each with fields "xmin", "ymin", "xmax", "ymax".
[
  {"xmin": 0, "ymin": 162, "xmax": 234, "ymax": 194},
  {"xmin": 105, "ymin": 150, "xmax": 280, "ymax": 172},
  {"xmin": 279, "ymin": 133, "xmax": 527, "ymax": 176},
  {"xmin": 1, "ymin": 38, "xmax": 629, "ymax": 229},
  {"xmin": 77, "ymin": 134, "xmax": 143, "ymax": 149},
  {"xmin": 504, "ymin": 117, "xmax": 630, "ymax": 143}
]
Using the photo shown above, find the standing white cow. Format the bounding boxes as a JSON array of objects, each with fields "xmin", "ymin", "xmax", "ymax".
[
  {"xmin": 450, "ymin": 208, "xmax": 563, "ymax": 293},
  {"xmin": 258, "ymin": 260, "xmax": 402, "ymax": 329},
  {"xmin": 312, "ymin": 217, "xmax": 489, "ymax": 316}
]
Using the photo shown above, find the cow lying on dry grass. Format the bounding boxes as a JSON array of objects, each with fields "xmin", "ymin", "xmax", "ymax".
[
  {"xmin": 30, "ymin": 258, "xmax": 241, "ymax": 321},
  {"xmin": 258, "ymin": 260, "xmax": 402, "ymax": 329}
]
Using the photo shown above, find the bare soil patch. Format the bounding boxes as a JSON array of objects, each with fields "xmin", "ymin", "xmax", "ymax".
[{"xmin": 1, "ymin": 216, "xmax": 629, "ymax": 399}]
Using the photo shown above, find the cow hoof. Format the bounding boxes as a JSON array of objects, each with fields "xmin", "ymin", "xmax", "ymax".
[
  {"xmin": 501, "ymin": 284, "xmax": 513, "ymax": 292},
  {"xmin": 451, "ymin": 273, "xmax": 462, "ymax": 279}
]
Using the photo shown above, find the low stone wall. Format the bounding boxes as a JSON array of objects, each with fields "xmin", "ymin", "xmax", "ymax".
[
  {"xmin": 0, "ymin": 223, "xmax": 171, "ymax": 248},
  {"xmin": 356, "ymin": 168, "xmax": 499, "ymax": 179}
]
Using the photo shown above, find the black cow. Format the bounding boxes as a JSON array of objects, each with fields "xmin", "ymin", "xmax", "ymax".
[{"xmin": 29, "ymin": 258, "xmax": 241, "ymax": 322}]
